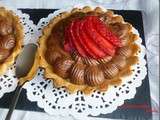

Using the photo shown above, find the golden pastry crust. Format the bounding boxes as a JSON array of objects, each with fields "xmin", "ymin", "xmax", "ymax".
[
  {"xmin": 0, "ymin": 7, "xmax": 23, "ymax": 75},
  {"xmin": 38, "ymin": 6, "xmax": 139, "ymax": 94}
]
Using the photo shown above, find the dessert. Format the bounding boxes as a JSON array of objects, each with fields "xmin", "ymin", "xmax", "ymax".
[
  {"xmin": 0, "ymin": 7, "xmax": 23, "ymax": 75},
  {"xmin": 38, "ymin": 6, "xmax": 139, "ymax": 94}
]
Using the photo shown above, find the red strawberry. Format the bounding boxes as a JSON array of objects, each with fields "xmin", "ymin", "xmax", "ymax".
[
  {"xmin": 79, "ymin": 19, "xmax": 106, "ymax": 59},
  {"xmin": 84, "ymin": 16, "xmax": 115, "ymax": 56},
  {"xmin": 74, "ymin": 20, "xmax": 94, "ymax": 58},
  {"xmin": 92, "ymin": 16, "xmax": 121, "ymax": 47},
  {"xmin": 67, "ymin": 21, "xmax": 86, "ymax": 57}
]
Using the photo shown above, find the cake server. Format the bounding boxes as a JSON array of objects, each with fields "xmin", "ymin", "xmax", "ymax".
[{"xmin": 5, "ymin": 43, "xmax": 37, "ymax": 120}]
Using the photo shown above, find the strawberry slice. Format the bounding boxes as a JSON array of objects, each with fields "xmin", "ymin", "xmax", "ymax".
[
  {"xmin": 92, "ymin": 16, "xmax": 121, "ymax": 47},
  {"xmin": 84, "ymin": 16, "xmax": 115, "ymax": 56},
  {"xmin": 74, "ymin": 20, "xmax": 94, "ymax": 58},
  {"xmin": 79, "ymin": 19, "xmax": 106, "ymax": 59},
  {"xmin": 67, "ymin": 21, "xmax": 86, "ymax": 57}
]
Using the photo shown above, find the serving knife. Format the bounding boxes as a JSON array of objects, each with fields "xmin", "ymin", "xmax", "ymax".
[{"xmin": 5, "ymin": 44, "xmax": 37, "ymax": 120}]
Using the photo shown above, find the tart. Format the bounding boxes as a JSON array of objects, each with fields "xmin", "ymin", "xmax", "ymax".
[
  {"xmin": 0, "ymin": 7, "xmax": 23, "ymax": 75},
  {"xmin": 38, "ymin": 6, "xmax": 139, "ymax": 94}
]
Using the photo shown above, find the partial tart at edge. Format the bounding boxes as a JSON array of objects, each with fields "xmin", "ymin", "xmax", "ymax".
[{"xmin": 0, "ymin": 7, "xmax": 23, "ymax": 75}]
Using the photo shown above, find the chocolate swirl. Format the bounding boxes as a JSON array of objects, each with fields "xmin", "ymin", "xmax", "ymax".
[
  {"xmin": 99, "ymin": 11, "xmax": 113, "ymax": 24},
  {"xmin": 109, "ymin": 23, "xmax": 131, "ymax": 39},
  {"xmin": 117, "ymin": 46, "xmax": 132, "ymax": 58},
  {"xmin": 84, "ymin": 65, "xmax": 105, "ymax": 86},
  {"xmin": 82, "ymin": 57, "xmax": 99, "ymax": 65},
  {"xmin": 108, "ymin": 23, "xmax": 132, "ymax": 46},
  {"xmin": 70, "ymin": 63, "xmax": 86, "ymax": 85},
  {"xmin": 119, "ymin": 35, "xmax": 129, "ymax": 46},
  {"xmin": 0, "ymin": 34, "xmax": 16, "ymax": 50},
  {"xmin": 101, "ymin": 63, "xmax": 119, "ymax": 79},
  {"xmin": 112, "ymin": 56, "xmax": 126, "ymax": 70},
  {"xmin": 71, "ymin": 52, "xmax": 82, "ymax": 62},
  {"xmin": 0, "ymin": 48, "xmax": 10, "ymax": 63},
  {"xmin": 0, "ymin": 19, "xmax": 13, "ymax": 36},
  {"xmin": 100, "ymin": 12, "xmax": 123, "ymax": 24},
  {"xmin": 53, "ymin": 57, "xmax": 74, "ymax": 78},
  {"xmin": 97, "ymin": 56, "xmax": 112, "ymax": 64}
]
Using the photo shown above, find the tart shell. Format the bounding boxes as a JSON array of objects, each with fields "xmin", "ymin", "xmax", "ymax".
[
  {"xmin": 38, "ymin": 6, "xmax": 139, "ymax": 94},
  {"xmin": 0, "ymin": 7, "xmax": 23, "ymax": 75}
]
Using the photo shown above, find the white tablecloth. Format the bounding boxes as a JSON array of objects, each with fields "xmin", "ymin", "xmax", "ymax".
[{"xmin": 0, "ymin": 0, "xmax": 159, "ymax": 120}]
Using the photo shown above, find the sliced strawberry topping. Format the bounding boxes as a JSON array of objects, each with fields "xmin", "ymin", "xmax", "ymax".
[
  {"xmin": 79, "ymin": 20, "xmax": 106, "ymax": 59},
  {"xmin": 84, "ymin": 16, "xmax": 115, "ymax": 56},
  {"xmin": 63, "ymin": 15, "xmax": 121, "ymax": 59},
  {"xmin": 68, "ymin": 21, "xmax": 86, "ymax": 57},
  {"xmin": 74, "ymin": 20, "xmax": 94, "ymax": 58}
]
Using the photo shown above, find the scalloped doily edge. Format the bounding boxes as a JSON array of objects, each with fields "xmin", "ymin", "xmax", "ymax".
[{"xmin": 24, "ymin": 6, "xmax": 147, "ymax": 118}]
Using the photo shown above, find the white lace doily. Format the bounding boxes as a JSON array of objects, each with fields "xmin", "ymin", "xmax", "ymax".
[
  {"xmin": 0, "ymin": 9, "xmax": 37, "ymax": 98},
  {"xmin": 23, "ymin": 7, "xmax": 147, "ymax": 118}
]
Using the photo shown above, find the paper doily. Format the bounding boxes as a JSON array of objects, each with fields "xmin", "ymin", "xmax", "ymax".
[
  {"xmin": 0, "ymin": 9, "xmax": 37, "ymax": 98},
  {"xmin": 23, "ymin": 7, "xmax": 147, "ymax": 118}
]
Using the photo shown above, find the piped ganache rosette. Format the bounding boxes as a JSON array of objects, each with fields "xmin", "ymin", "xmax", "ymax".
[
  {"xmin": 0, "ymin": 7, "xmax": 23, "ymax": 75},
  {"xmin": 38, "ymin": 6, "xmax": 139, "ymax": 94}
]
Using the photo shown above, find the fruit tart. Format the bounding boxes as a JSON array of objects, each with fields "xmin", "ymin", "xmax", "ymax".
[
  {"xmin": 0, "ymin": 7, "xmax": 23, "ymax": 75},
  {"xmin": 38, "ymin": 6, "xmax": 139, "ymax": 94}
]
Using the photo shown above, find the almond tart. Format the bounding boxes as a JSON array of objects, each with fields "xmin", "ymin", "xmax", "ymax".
[
  {"xmin": 38, "ymin": 6, "xmax": 140, "ymax": 94},
  {"xmin": 0, "ymin": 7, "xmax": 23, "ymax": 75}
]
